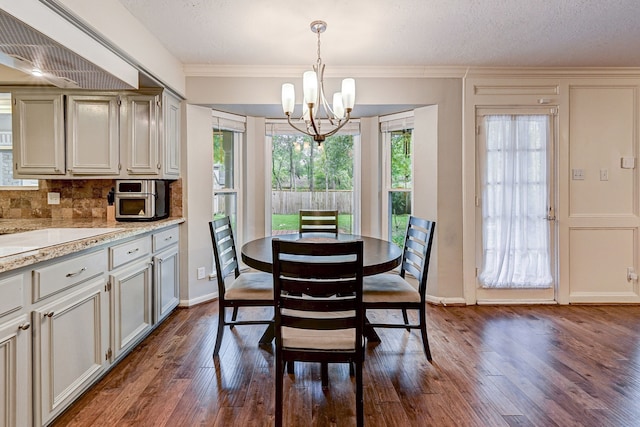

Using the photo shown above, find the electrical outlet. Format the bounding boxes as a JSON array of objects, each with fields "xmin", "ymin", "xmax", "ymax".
[
  {"xmin": 47, "ymin": 192, "xmax": 60, "ymax": 205},
  {"xmin": 197, "ymin": 267, "xmax": 206, "ymax": 280},
  {"xmin": 572, "ymin": 169, "xmax": 585, "ymax": 180}
]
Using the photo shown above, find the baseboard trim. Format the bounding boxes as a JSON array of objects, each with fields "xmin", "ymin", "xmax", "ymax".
[
  {"xmin": 425, "ymin": 295, "xmax": 467, "ymax": 306},
  {"xmin": 179, "ymin": 292, "xmax": 218, "ymax": 307}
]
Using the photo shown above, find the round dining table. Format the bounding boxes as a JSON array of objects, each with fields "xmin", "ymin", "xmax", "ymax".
[
  {"xmin": 241, "ymin": 233, "xmax": 402, "ymax": 344},
  {"xmin": 241, "ymin": 233, "xmax": 402, "ymax": 276}
]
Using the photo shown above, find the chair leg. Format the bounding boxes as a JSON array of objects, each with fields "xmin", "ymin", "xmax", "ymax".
[
  {"xmin": 275, "ymin": 352, "xmax": 284, "ymax": 427},
  {"xmin": 213, "ymin": 306, "xmax": 226, "ymax": 358},
  {"xmin": 230, "ymin": 307, "xmax": 239, "ymax": 329},
  {"xmin": 420, "ymin": 305, "xmax": 432, "ymax": 361},
  {"xmin": 355, "ymin": 359, "xmax": 364, "ymax": 427},
  {"xmin": 402, "ymin": 308, "xmax": 410, "ymax": 331},
  {"xmin": 321, "ymin": 362, "xmax": 329, "ymax": 389},
  {"xmin": 287, "ymin": 361, "xmax": 294, "ymax": 375}
]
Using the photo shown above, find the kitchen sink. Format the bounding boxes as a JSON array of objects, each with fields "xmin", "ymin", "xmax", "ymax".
[{"xmin": 0, "ymin": 228, "xmax": 123, "ymax": 257}]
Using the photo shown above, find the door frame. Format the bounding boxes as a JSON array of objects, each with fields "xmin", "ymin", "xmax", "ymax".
[{"xmin": 473, "ymin": 106, "xmax": 559, "ymax": 304}]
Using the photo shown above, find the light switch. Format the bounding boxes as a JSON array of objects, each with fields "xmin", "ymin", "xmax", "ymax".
[
  {"xmin": 600, "ymin": 169, "xmax": 608, "ymax": 181},
  {"xmin": 572, "ymin": 169, "xmax": 585, "ymax": 180},
  {"xmin": 621, "ymin": 157, "xmax": 635, "ymax": 169}
]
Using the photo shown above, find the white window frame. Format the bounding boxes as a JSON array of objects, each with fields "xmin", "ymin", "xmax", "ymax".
[
  {"xmin": 380, "ymin": 111, "xmax": 415, "ymax": 241},
  {"xmin": 265, "ymin": 119, "xmax": 362, "ymax": 236},
  {"xmin": 212, "ymin": 109, "xmax": 245, "ymax": 246}
]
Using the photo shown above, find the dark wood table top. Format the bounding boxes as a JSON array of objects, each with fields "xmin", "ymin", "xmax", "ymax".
[{"xmin": 241, "ymin": 233, "xmax": 402, "ymax": 276}]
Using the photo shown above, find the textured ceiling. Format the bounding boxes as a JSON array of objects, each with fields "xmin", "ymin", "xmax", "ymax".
[{"xmin": 118, "ymin": 0, "xmax": 640, "ymax": 68}]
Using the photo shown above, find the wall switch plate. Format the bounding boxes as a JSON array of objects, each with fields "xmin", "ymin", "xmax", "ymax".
[
  {"xmin": 600, "ymin": 168, "xmax": 609, "ymax": 181},
  {"xmin": 197, "ymin": 267, "xmax": 206, "ymax": 280},
  {"xmin": 572, "ymin": 168, "xmax": 585, "ymax": 180},
  {"xmin": 621, "ymin": 157, "xmax": 635, "ymax": 169},
  {"xmin": 47, "ymin": 192, "xmax": 60, "ymax": 205}
]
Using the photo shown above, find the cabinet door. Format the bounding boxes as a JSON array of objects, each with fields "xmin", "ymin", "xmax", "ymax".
[
  {"xmin": 66, "ymin": 94, "xmax": 120, "ymax": 175},
  {"xmin": 125, "ymin": 94, "xmax": 160, "ymax": 176},
  {"xmin": 110, "ymin": 259, "xmax": 153, "ymax": 360},
  {"xmin": 153, "ymin": 245, "xmax": 180, "ymax": 323},
  {"xmin": 12, "ymin": 92, "xmax": 65, "ymax": 176},
  {"xmin": 162, "ymin": 92, "xmax": 181, "ymax": 177},
  {"xmin": 0, "ymin": 314, "xmax": 31, "ymax": 427},
  {"xmin": 33, "ymin": 278, "xmax": 109, "ymax": 426}
]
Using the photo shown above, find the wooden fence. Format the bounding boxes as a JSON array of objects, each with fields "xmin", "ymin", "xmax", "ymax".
[{"xmin": 271, "ymin": 191, "xmax": 353, "ymax": 214}]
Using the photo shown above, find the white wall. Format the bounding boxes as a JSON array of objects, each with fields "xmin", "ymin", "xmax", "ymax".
[
  {"xmin": 186, "ymin": 75, "xmax": 465, "ymax": 303},
  {"xmin": 180, "ymin": 104, "xmax": 217, "ymax": 305}
]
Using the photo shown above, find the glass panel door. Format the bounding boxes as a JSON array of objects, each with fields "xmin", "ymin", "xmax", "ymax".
[{"xmin": 476, "ymin": 110, "xmax": 556, "ymax": 302}]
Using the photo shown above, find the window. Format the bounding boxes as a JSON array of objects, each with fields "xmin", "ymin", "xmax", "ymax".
[
  {"xmin": 267, "ymin": 120, "xmax": 360, "ymax": 236},
  {"xmin": 381, "ymin": 112, "xmax": 414, "ymax": 246},
  {"xmin": 212, "ymin": 111, "xmax": 244, "ymax": 239},
  {"xmin": 0, "ymin": 93, "xmax": 38, "ymax": 189}
]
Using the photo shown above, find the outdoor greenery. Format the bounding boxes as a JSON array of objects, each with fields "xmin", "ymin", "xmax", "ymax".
[
  {"xmin": 271, "ymin": 134, "xmax": 354, "ymax": 192},
  {"xmin": 272, "ymin": 214, "xmax": 353, "ymax": 234}
]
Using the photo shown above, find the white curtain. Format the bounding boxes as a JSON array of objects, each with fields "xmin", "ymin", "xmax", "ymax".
[{"xmin": 479, "ymin": 114, "xmax": 553, "ymax": 289}]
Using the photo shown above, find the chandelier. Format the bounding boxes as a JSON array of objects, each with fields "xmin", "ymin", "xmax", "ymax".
[{"xmin": 281, "ymin": 20, "xmax": 355, "ymax": 145}]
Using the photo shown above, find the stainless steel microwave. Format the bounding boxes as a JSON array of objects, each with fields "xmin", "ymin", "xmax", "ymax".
[{"xmin": 114, "ymin": 180, "xmax": 170, "ymax": 221}]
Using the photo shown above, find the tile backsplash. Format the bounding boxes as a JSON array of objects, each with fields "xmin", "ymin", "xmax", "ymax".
[{"xmin": 0, "ymin": 179, "xmax": 182, "ymax": 219}]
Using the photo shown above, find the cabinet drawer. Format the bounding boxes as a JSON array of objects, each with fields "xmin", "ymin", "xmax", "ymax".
[
  {"xmin": 109, "ymin": 236, "xmax": 151, "ymax": 270},
  {"xmin": 33, "ymin": 251, "xmax": 105, "ymax": 302},
  {"xmin": 0, "ymin": 274, "xmax": 24, "ymax": 317},
  {"xmin": 152, "ymin": 227, "xmax": 179, "ymax": 252}
]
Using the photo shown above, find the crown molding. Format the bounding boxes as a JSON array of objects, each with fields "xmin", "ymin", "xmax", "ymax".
[
  {"xmin": 184, "ymin": 64, "xmax": 640, "ymax": 80},
  {"xmin": 183, "ymin": 64, "xmax": 469, "ymax": 79}
]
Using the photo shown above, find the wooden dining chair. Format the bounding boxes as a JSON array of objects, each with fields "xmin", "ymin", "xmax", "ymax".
[
  {"xmin": 363, "ymin": 216, "xmax": 436, "ymax": 360},
  {"xmin": 272, "ymin": 238, "xmax": 364, "ymax": 427},
  {"xmin": 298, "ymin": 209, "xmax": 339, "ymax": 235},
  {"xmin": 209, "ymin": 216, "xmax": 274, "ymax": 358}
]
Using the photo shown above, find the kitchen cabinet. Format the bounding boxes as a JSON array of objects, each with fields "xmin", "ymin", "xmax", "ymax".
[
  {"xmin": 0, "ymin": 314, "xmax": 31, "ymax": 427},
  {"xmin": 108, "ymin": 236, "xmax": 153, "ymax": 361},
  {"xmin": 11, "ymin": 91, "xmax": 65, "ymax": 176},
  {"xmin": 122, "ymin": 93, "xmax": 160, "ymax": 176},
  {"xmin": 162, "ymin": 91, "xmax": 181, "ymax": 177},
  {"xmin": 0, "ymin": 221, "xmax": 182, "ymax": 426},
  {"xmin": 152, "ymin": 226, "xmax": 180, "ymax": 323},
  {"xmin": 32, "ymin": 277, "xmax": 109, "ymax": 426},
  {"xmin": 121, "ymin": 89, "xmax": 181, "ymax": 179},
  {"xmin": 0, "ymin": 272, "xmax": 30, "ymax": 427},
  {"xmin": 66, "ymin": 94, "xmax": 120, "ymax": 176},
  {"xmin": 11, "ymin": 87, "xmax": 181, "ymax": 180}
]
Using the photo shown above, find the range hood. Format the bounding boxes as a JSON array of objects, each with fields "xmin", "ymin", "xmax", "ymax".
[{"xmin": 0, "ymin": 7, "xmax": 137, "ymax": 90}]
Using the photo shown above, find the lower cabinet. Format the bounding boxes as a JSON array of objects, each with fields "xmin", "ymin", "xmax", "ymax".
[
  {"xmin": 0, "ymin": 314, "xmax": 31, "ymax": 427},
  {"xmin": 32, "ymin": 277, "xmax": 109, "ymax": 426},
  {"xmin": 153, "ymin": 245, "xmax": 180, "ymax": 324},
  {"xmin": 109, "ymin": 259, "xmax": 153, "ymax": 361}
]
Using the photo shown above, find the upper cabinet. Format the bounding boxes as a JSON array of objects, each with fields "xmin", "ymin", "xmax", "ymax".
[
  {"xmin": 11, "ymin": 88, "xmax": 181, "ymax": 180},
  {"xmin": 66, "ymin": 94, "xmax": 120, "ymax": 176},
  {"xmin": 12, "ymin": 92, "xmax": 66, "ymax": 175}
]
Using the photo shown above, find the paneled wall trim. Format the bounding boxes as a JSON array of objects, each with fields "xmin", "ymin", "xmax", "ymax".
[{"xmin": 463, "ymin": 75, "xmax": 640, "ymax": 305}]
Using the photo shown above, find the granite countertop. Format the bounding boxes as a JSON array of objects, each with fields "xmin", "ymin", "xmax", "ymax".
[{"xmin": 0, "ymin": 217, "xmax": 185, "ymax": 274}]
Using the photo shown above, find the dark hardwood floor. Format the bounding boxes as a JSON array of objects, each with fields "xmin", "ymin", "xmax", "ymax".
[{"xmin": 52, "ymin": 303, "xmax": 640, "ymax": 426}]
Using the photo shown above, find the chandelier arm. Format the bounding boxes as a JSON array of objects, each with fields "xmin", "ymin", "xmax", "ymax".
[
  {"xmin": 286, "ymin": 114, "xmax": 315, "ymax": 138},
  {"xmin": 320, "ymin": 111, "xmax": 352, "ymax": 138},
  {"xmin": 306, "ymin": 105, "xmax": 322, "ymax": 137}
]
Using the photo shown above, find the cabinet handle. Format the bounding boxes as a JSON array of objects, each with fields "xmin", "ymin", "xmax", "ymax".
[
  {"xmin": 127, "ymin": 248, "xmax": 140, "ymax": 255},
  {"xmin": 66, "ymin": 267, "xmax": 87, "ymax": 277},
  {"xmin": 18, "ymin": 322, "xmax": 31, "ymax": 331},
  {"xmin": 44, "ymin": 312, "xmax": 55, "ymax": 318},
  {"xmin": 164, "ymin": 236, "xmax": 173, "ymax": 241}
]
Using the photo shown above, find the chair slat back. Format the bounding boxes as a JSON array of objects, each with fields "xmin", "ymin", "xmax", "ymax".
[
  {"xmin": 299, "ymin": 210, "xmax": 339, "ymax": 235},
  {"xmin": 399, "ymin": 216, "xmax": 436, "ymax": 294},
  {"xmin": 209, "ymin": 217, "xmax": 240, "ymax": 294},
  {"xmin": 272, "ymin": 239, "xmax": 364, "ymax": 334}
]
